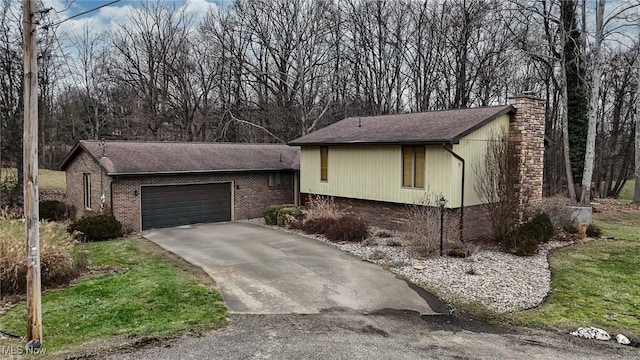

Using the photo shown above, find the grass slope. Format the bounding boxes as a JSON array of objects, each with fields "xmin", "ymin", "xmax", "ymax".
[
  {"xmin": 1, "ymin": 168, "xmax": 65, "ymax": 190},
  {"xmin": 0, "ymin": 238, "xmax": 226, "ymax": 351},
  {"xmin": 508, "ymin": 209, "xmax": 640, "ymax": 338}
]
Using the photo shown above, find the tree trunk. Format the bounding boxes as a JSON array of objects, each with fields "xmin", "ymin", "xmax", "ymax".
[
  {"xmin": 635, "ymin": 43, "xmax": 640, "ymax": 203},
  {"xmin": 560, "ymin": 16, "xmax": 577, "ymax": 203},
  {"xmin": 580, "ymin": 0, "xmax": 605, "ymax": 205}
]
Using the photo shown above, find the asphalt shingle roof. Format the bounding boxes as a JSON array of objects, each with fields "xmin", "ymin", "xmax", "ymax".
[
  {"xmin": 60, "ymin": 140, "xmax": 299, "ymax": 175},
  {"xmin": 288, "ymin": 105, "xmax": 514, "ymax": 145}
]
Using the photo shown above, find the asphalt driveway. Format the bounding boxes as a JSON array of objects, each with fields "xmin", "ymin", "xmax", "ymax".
[{"xmin": 142, "ymin": 222, "xmax": 440, "ymax": 315}]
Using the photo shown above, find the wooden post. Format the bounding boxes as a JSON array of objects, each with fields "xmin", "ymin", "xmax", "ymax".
[{"xmin": 22, "ymin": 0, "xmax": 42, "ymax": 344}]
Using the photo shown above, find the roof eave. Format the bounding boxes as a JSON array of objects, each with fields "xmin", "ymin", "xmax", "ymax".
[
  {"xmin": 450, "ymin": 105, "xmax": 515, "ymax": 142},
  {"xmin": 288, "ymin": 139, "xmax": 458, "ymax": 146},
  {"xmin": 108, "ymin": 168, "xmax": 299, "ymax": 177}
]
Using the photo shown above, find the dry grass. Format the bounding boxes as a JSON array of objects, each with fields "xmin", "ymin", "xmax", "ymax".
[
  {"xmin": 403, "ymin": 193, "xmax": 461, "ymax": 257},
  {"xmin": 0, "ymin": 219, "xmax": 77, "ymax": 294},
  {"xmin": 305, "ymin": 195, "xmax": 341, "ymax": 220}
]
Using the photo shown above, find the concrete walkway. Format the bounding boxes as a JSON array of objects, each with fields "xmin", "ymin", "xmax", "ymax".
[{"xmin": 143, "ymin": 222, "xmax": 439, "ymax": 315}]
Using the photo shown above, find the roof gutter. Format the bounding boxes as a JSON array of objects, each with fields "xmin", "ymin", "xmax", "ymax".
[
  {"xmin": 107, "ymin": 168, "xmax": 299, "ymax": 177},
  {"xmin": 443, "ymin": 144, "xmax": 465, "ymax": 244},
  {"xmin": 288, "ymin": 139, "xmax": 460, "ymax": 147}
]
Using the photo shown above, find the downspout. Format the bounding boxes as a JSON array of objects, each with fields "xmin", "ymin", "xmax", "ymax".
[{"xmin": 443, "ymin": 144, "xmax": 465, "ymax": 244}]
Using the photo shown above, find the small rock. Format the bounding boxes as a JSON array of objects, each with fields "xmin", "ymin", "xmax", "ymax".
[
  {"xmin": 570, "ymin": 327, "xmax": 611, "ymax": 341},
  {"xmin": 412, "ymin": 265, "xmax": 425, "ymax": 271},
  {"xmin": 616, "ymin": 334, "xmax": 631, "ymax": 345}
]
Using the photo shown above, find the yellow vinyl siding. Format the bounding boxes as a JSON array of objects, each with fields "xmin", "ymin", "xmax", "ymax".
[
  {"xmin": 300, "ymin": 145, "xmax": 454, "ymax": 205},
  {"xmin": 453, "ymin": 113, "xmax": 510, "ymax": 207},
  {"xmin": 299, "ymin": 114, "xmax": 509, "ymax": 208}
]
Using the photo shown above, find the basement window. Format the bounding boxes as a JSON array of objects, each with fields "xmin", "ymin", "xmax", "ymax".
[
  {"xmin": 402, "ymin": 146, "xmax": 425, "ymax": 188},
  {"xmin": 83, "ymin": 173, "xmax": 91, "ymax": 209},
  {"xmin": 269, "ymin": 172, "xmax": 282, "ymax": 187}
]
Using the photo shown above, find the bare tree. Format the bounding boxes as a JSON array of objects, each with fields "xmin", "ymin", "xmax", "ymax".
[
  {"xmin": 473, "ymin": 128, "xmax": 519, "ymax": 243},
  {"xmin": 635, "ymin": 40, "xmax": 640, "ymax": 204},
  {"xmin": 108, "ymin": 1, "xmax": 194, "ymax": 139}
]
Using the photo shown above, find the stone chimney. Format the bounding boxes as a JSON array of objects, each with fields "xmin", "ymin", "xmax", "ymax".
[{"xmin": 508, "ymin": 96, "xmax": 545, "ymax": 218}]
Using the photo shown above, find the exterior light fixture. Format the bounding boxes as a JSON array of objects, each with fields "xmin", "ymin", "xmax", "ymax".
[{"xmin": 439, "ymin": 195, "xmax": 446, "ymax": 256}]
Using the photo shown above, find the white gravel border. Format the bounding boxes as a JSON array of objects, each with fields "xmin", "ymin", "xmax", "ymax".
[{"xmin": 244, "ymin": 218, "xmax": 580, "ymax": 314}]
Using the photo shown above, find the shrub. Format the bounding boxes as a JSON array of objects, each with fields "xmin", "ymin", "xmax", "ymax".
[
  {"xmin": 529, "ymin": 212, "xmax": 555, "ymax": 243},
  {"xmin": 503, "ymin": 226, "xmax": 541, "ymax": 256},
  {"xmin": 448, "ymin": 247, "xmax": 470, "ymax": 258},
  {"xmin": 325, "ymin": 215, "xmax": 369, "ymax": 242},
  {"xmin": 386, "ymin": 239, "xmax": 403, "ymax": 247},
  {"xmin": 374, "ymin": 229, "xmax": 394, "ymax": 238},
  {"xmin": 302, "ymin": 216, "xmax": 337, "ymax": 235},
  {"xmin": 502, "ymin": 213, "xmax": 554, "ymax": 256},
  {"xmin": 39, "ymin": 200, "xmax": 68, "ymax": 221},
  {"xmin": 586, "ymin": 224, "xmax": 602, "ymax": 238},
  {"xmin": 472, "ymin": 128, "xmax": 520, "ymax": 243},
  {"xmin": 0, "ymin": 220, "xmax": 82, "ymax": 294},
  {"xmin": 0, "ymin": 170, "xmax": 19, "ymax": 206},
  {"xmin": 276, "ymin": 207, "xmax": 304, "ymax": 226},
  {"xmin": 404, "ymin": 193, "xmax": 460, "ymax": 257},
  {"xmin": 263, "ymin": 204, "xmax": 296, "ymax": 225},
  {"xmin": 68, "ymin": 214, "xmax": 123, "ymax": 242}
]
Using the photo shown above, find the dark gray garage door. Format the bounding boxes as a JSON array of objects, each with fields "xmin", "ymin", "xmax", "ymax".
[{"xmin": 141, "ymin": 183, "xmax": 232, "ymax": 230}]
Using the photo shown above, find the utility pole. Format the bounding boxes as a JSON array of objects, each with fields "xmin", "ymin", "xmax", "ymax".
[{"xmin": 22, "ymin": 0, "xmax": 42, "ymax": 346}]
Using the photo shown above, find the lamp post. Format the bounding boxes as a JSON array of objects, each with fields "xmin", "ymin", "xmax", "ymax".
[{"xmin": 439, "ymin": 196, "xmax": 446, "ymax": 256}]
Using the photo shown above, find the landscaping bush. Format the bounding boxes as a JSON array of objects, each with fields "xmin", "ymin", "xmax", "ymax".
[
  {"xmin": 448, "ymin": 247, "xmax": 471, "ymax": 258},
  {"xmin": 0, "ymin": 170, "xmax": 19, "ymax": 206},
  {"xmin": 503, "ymin": 226, "xmax": 541, "ymax": 256},
  {"xmin": 404, "ymin": 193, "xmax": 460, "ymax": 257},
  {"xmin": 529, "ymin": 212, "xmax": 555, "ymax": 242},
  {"xmin": 301, "ymin": 216, "xmax": 337, "ymax": 235},
  {"xmin": 325, "ymin": 215, "xmax": 369, "ymax": 242},
  {"xmin": 263, "ymin": 204, "xmax": 296, "ymax": 225},
  {"xmin": 68, "ymin": 213, "xmax": 123, "ymax": 241},
  {"xmin": 276, "ymin": 207, "xmax": 304, "ymax": 226},
  {"xmin": 502, "ymin": 213, "xmax": 554, "ymax": 256},
  {"xmin": 586, "ymin": 223, "xmax": 602, "ymax": 238},
  {"xmin": 0, "ymin": 220, "xmax": 85, "ymax": 294},
  {"xmin": 40, "ymin": 199, "xmax": 69, "ymax": 221}
]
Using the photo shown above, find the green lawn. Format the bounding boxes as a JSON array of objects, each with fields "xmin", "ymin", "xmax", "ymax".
[
  {"xmin": 1, "ymin": 168, "xmax": 65, "ymax": 190},
  {"xmin": 618, "ymin": 179, "xmax": 635, "ymax": 201},
  {"xmin": 507, "ymin": 210, "xmax": 640, "ymax": 338},
  {"xmin": 0, "ymin": 238, "xmax": 227, "ymax": 352}
]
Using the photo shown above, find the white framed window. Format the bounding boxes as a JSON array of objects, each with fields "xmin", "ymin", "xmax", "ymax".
[
  {"xmin": 83, "ymin": 173, "xmax": 91, "ymax": 209},
  {"xmin": 269, "ymin": 172, "xmax": 281, "ymax": 187}
]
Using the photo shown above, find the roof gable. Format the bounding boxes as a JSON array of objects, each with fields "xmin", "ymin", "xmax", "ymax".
[
  {"xmin": 59, "ymin": 141, "xmax": 300, "ymax": 175},
  {"xmin": 288, "ymin": 105, "xmax": 515, "ymax": 146}
]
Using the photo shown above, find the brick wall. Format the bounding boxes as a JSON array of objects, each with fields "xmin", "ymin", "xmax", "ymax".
[
  {"xmin": 65, "ymin": 151, "xmax": 112, "ymax": 218},
  {"xmin": 303, "ymin": 194, "xmax": 490, "ymax": 242},
  {"xmin": 65, "ymin": 150, "xmax": 296, "ymax": 232},
  {"xmin": 112, "ymin": 172, "xmax": 296, "ymax": 232},
  {"xmin": 508, "ymin": 96, "xmax": 545, "ymax": 220}
]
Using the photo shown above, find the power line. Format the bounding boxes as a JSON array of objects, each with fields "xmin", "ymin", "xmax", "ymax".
[{"xmin": 45, "ymin": 0, "xmax": 121, "ymax": 29}]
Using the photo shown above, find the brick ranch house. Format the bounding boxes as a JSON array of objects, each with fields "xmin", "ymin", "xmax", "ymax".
[
  {"xmin": 59, "ymin": 141, "xmax": 299, "ymax": 232},
  {"xmin": 289, "ymin": 96, "xmax": 545, "ymax": 240}
]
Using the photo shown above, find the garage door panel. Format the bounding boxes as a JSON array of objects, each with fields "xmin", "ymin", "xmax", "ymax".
[{"xmin": 141, "ymin": 183, "xmax": 231, "ymax": 230}]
